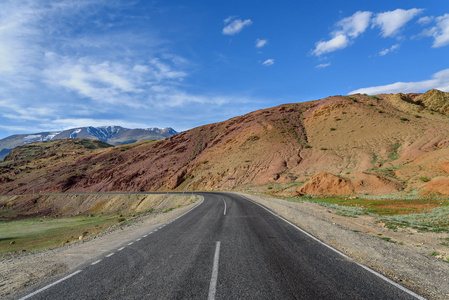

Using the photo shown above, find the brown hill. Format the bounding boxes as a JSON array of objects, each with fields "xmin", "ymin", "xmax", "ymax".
[{"xmin": 2, "ymin": 90, "xmax": 449, "ymax": 197}]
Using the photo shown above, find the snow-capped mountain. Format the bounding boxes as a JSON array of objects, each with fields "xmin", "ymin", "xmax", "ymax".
[{"xmin": 0, "ymin": 126, "xmax": 178, "ymax": 161}]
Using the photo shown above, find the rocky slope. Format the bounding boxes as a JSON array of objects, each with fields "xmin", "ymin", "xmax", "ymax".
[{"xmin": 1, "ymin": 89, "xmax": 449, "ymax": 197}]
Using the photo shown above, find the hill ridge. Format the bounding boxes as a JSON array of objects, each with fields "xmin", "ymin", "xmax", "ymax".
[{"xmin": 1, "ymin": 89, "xmax": 449, "ymax": 197}]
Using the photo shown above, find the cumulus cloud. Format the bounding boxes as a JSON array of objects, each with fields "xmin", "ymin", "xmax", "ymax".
[
  {"xmin": 312, "ymin": 34, "xmax": 350, "ymax": 56},
  {"xmin": 262, "ymin": 59, "xmax": 274, "ymax": 66},
  {"xmin": 349, "ymin": 68, "xmax": 449, "ymax": 95},
  {"xmin": 256, "ymin": 39, "xmax": 268, "ymax": 48},
  {"xmin": 372, "ymin": 8, "xmax": 423, "ymax": 37},
  {"xmin": 379, "ymin": 44, "xmax": 400, "ymax": 56},
  {"xmin": 312, "ymin": 11, "xmax": 371, "ymax": 56},
  {"xmin": 222, "ymin": 17, "xmax": 252, "ymax": 35}
]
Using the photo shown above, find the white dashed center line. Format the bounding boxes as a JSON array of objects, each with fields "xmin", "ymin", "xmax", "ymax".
[{"xmin": 208, "ymin": 241, "xmax": 221, "ymax": 300}]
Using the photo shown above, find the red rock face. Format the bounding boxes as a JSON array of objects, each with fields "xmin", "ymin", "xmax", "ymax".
[{"xmin": 297, "ymin": 172, "xmax": 354, "ymax": 196}]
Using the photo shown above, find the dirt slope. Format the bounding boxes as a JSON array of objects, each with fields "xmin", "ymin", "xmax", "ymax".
[{"xmin": 2, "ymin": 89, "xmax": 449, "ymax": 197}]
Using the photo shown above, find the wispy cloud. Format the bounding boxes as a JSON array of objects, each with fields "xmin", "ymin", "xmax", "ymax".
[
  {"xmin": 262, "ymin": 59, "xmax": 274, "ymax": 66},
  {"xmin": 222, "ymin": 17, "xmax": 252, "ymax": 35},
  {"xmin": 372, "ymin": 8, "xmax": 423, "ymax": 37},
  {"xmin": 256, "ymin": 39, "xmax": 268, "ymax": 48},
  {"xmin": 379, "ymin": 44, "xmax": 400, "ymax": 56},
  {"xmin": 315, "ymin": 62, "xmax": 331, "ymax": 68},
  {"xmin": 334, "ymin": 11, "xmax": 373, "ymax": 38},
  {"xmin": 349, "ymin": 68, "xmax": 449, "ymax": 94},
  {"xmin": 432, "ymin": 14, "xmax": 449, "ymax": 47}
]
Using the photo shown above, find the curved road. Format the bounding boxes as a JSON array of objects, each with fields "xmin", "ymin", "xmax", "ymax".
[{"xmin": 15, "ymin": 192, "xmax": 423, "ymax": 299}]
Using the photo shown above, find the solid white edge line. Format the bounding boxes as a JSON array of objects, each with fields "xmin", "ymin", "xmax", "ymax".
[
  {"xmin": 240, "ymin": 195, "xmax": 426, "ymax": 300},
  {"xmin": 208, "ymin": 241, "xmax": 221, "ymax": 300},
  {"xmin": 18, "ymin": 270, "xmax": 82, "ymax": 300}
]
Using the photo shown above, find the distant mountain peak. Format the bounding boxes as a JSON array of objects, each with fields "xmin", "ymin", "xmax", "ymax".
[{"xmin": 0, "ymin": 126, "xmax": 178, "ymax": 161}]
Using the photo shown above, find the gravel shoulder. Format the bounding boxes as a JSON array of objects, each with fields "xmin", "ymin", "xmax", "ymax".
[
  {"xmin": 0, "ymin": 198, "xmax": 202, "ymax": 299},
  {"xmin": 237, "ymin": 192, "xmax": 449, "ymax": 300}
]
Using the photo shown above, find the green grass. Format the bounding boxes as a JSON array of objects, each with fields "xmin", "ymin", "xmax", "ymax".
[{"xmin": 0, "ymin": 215, "xmax": 117, "ymax": 256}]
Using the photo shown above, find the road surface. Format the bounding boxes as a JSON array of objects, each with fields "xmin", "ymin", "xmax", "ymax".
[{"xmin": 15, "ymin": 192, "xmax": 423, "ymax": 299}]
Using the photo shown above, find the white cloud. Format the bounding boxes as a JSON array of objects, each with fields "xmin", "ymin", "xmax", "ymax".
[
  {"xmin": 432, "ymin": 14, "xmax": 449, "ymax": 47},
  {"xmin": 334, "ymin": 11, "xmax": 373, "ymax": 38},
  {"xmin": 372, "ymin": 8, "xmax": 423, "ymax": 37},
  {"xmin": 222, "ymin": 17, "xmax": 252, "ymax": 35},
  {"xmin": 262, "ymin": 59, "xmax": 274, "ymax": 66},
  {"xmin": 312, "ymin": 11, "xmax": 371, "ymax": 56},
  {"xmin": 312, "ymin": 34, "xmax": 349, "ymax": 56},
  {"xmin": 379, "ymin": 44, "xmax": 400, "ymax": 56},
  {"xmin": 49, "ymin": 118, "xmax": 151, "ymax": 130},
  {"xmin": 349, "ymin": 68, "xmax": 449, "ymax": 95},
  {"xmin": 256, "ymin": 39, "xmax": 268, "ymax": 48},
  {"xmin": 418, "ymin": 16, "xmax": 434, "ymax": 25},
  {"xmin": 315, "ymin": 62, "xmax": 331, "ymax": 68}
]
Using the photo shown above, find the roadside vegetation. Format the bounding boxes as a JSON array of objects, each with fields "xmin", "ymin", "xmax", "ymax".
[{"xmin": 0, "ymin": 194, "xmax": 197, "ymax": 258}]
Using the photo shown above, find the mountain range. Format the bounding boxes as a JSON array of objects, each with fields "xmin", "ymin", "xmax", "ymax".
[
  {"xmin": 0, "ymin": 126, "xmax": 177, "ymax": 161},
  {"xmin": 1, "ymin": 89, "xmax": 449, "ymax": 198}
]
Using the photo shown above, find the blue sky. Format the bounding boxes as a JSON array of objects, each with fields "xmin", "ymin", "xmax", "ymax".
[{"xmin": 0, "ymin": 0, "xmax": 448, "ymax": 139}]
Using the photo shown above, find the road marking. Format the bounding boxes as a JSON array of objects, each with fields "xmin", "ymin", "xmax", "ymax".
[
  {"xmin": 18, "ymin": 270, "xmax": 82, "ymax": 300},
  {"xmin": 128, "ymin": 242, "xmax": 134, "ymax": 246},
  {"xmin": 136, "ymin": 238, "xmax": 141, "ymax": 241},
  {"xmin": 241, "ymin": 195, "xmax": 426, "ymax": 300},
  {"xmin": 221, "ymin": 196, "xmax": 227, "ymax": 216},
  {"xmin": 106, "ymin": 253, "xmax": 114, "ymax": 257},
  {"xmin": 143, "ymin": 235, "xmax": 148, "ymax": 237},
  {"xmin": 208, "ymin": 241, "xmax": 221, "ymax": 300},
  {"xmin": 91, "ymin": 260, "xmax": 102, "ymax": 265},
  {"xmin": 118, "ymin": 247, "xmax": 125, "ymax": 251}
]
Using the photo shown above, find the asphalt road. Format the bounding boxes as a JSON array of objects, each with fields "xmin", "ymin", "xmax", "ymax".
[{"xmin": 15, "ymin": 192, "xmax": 423, "ymax": 299}]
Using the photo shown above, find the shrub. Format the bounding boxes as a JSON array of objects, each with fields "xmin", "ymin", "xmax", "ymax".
[
  {"xmin": 378, "ymin": 110, "xmax": 384, "ymax": 113},
  {"xmin": 320, "ymin": 147, "xmax": 328, "ymax": 150},
  {"xmin": 117, "ymin": 217, "xmax": 126, "ymax": 222},
  {"xmin": 400, "ymin": 117, "xmax": 409, "ymax": 121},
  {"xmin": 304, "ymin": 144, "xmax": 312, "ymax": 149},
  {"xmin": 419, "ymin": 176, "xmax": 431, "ymax": 182},
  {"xmin": 330, "ymin": 128, "xmax": 336, "ymax": 131},
  {"xmin": 414, "ymin": 115, "xmax": 422, "ymax": 118}
]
